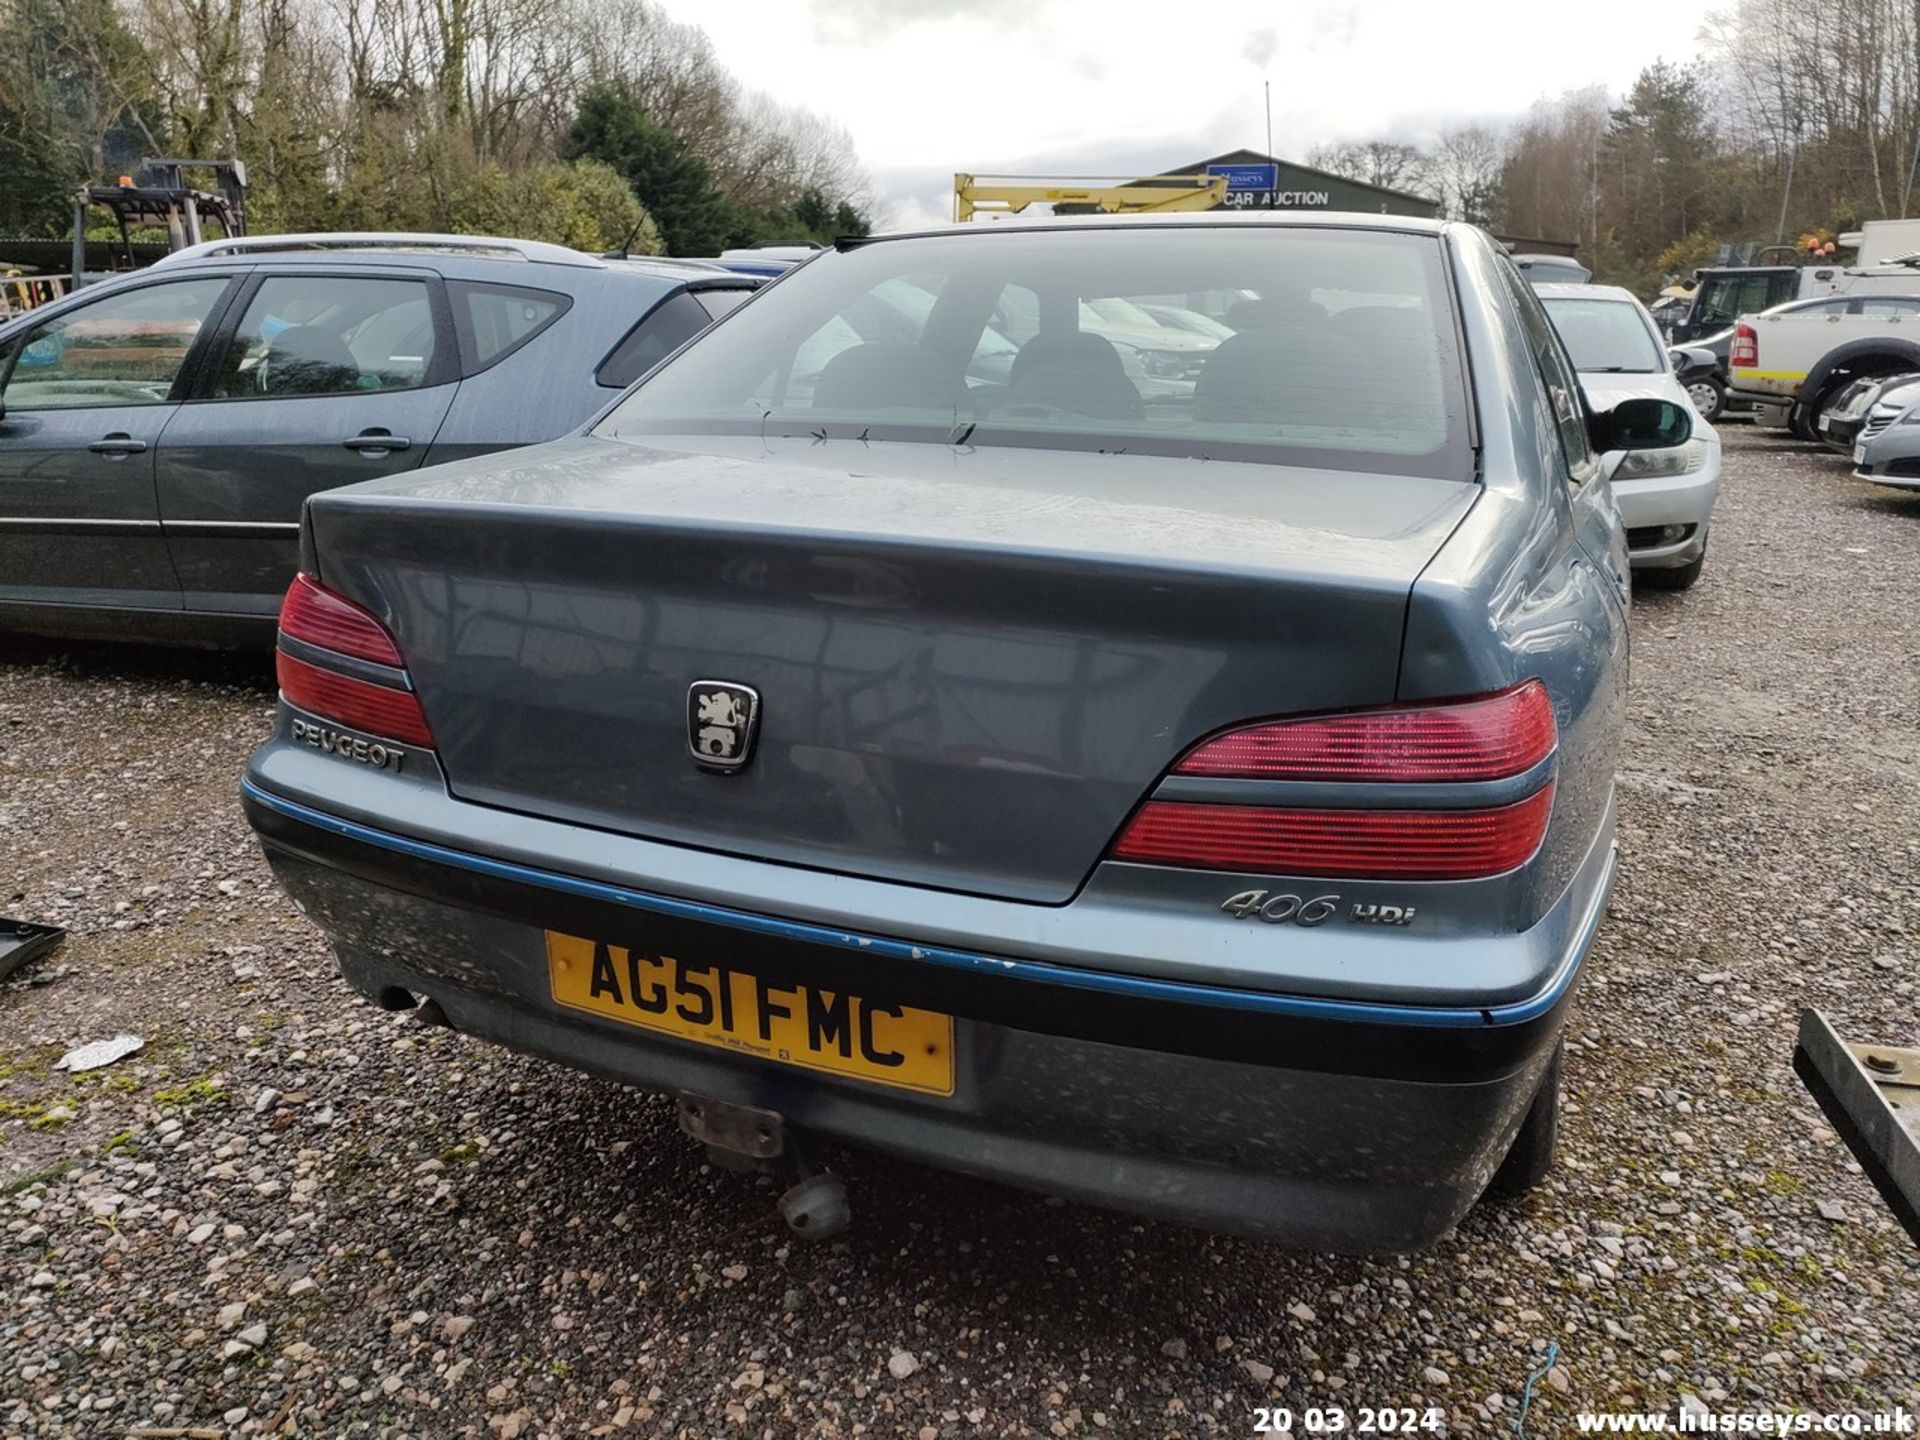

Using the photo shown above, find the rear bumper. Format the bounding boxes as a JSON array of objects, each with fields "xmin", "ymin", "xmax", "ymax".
[{"xmin": 242, "ymin": 777, "xmax": 1614, "ymax": 1252}]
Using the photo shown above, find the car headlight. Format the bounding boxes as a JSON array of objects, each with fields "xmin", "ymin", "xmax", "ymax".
[
  {"xmin": 1898, "ymin": 406, "xmax": 1920, "ymax": 426},
  {"xmin": 1613, "ymin": 438, "xmax": 1707, "ymax": 479},
  {"xmin": 1138, "ymin": 349, "xmax": 1200, "ymax": 380}
]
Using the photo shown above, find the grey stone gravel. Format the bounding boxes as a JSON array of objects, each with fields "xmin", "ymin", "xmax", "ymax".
[{"xmin": 1, "ymin": 427, "xmax": 1916, "ymax": 1437}]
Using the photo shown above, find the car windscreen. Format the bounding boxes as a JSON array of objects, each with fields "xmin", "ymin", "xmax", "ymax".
[
  {"xmin": 595, "ymin": 226, "xmax": 1473, "ymax": 479},
  {"xmin": 1542, "ymin": 297, "xmax": 1664, "ymax": 373}
]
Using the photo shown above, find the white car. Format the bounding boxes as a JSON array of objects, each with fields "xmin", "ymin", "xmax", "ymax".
[{"xmin": 1538, "ymin": 283, "xmax": 1722, "ymax": 591}]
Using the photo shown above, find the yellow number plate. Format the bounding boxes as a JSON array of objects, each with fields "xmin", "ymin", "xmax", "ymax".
[{"xmin": 545, "ymin": 932, "xmax": 955, "ymax": 1097}]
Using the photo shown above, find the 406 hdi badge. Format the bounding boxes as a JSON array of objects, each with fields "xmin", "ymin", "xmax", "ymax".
[{"xmin": 1220, "ymin": 891, "xmax": 1418, "ymax": 927}]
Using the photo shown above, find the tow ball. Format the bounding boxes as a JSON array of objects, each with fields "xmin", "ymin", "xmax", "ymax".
[{"xmin": 676, "ymin": 1094, "xmax": 852, "ymax": 1240}]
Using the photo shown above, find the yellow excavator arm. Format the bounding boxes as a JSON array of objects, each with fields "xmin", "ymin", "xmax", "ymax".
[{"xmin": 953, "ymin": 173, "xmax": 1229, "ymax": 222}]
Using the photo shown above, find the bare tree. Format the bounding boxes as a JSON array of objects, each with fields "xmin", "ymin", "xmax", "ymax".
[
  {"xmin": 1421, "ymin": 125, "xmax": 1507, "ymax": 224},
  {"xmin": 1305, "ymin": 139, "xmax": 1428, "ymax": 195}
]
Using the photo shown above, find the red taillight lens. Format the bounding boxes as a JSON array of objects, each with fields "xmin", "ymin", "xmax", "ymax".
[
  {"xmin": 1111, "ymin": 787, "xmax": 1554, "ymax": 880},
  {"xmin": 275, "ymin": 574, "xmax": 432, "ymax": 748},
  {"xmin": 1730, "ymin": 324, "xmax": 1757, "ymax": 369},
  {"xmin": 279, "ymin": 573, "xmax": 404, "ymax": 667},
  {"xmin": 276, "ymin": 651, "xmax": 435, "ymax": 748},
  {"xmin": 1174, "ymin": 681, "xmax": 1554, "ymax": 783}
]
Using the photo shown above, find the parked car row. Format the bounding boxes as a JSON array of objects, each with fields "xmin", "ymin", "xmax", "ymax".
[
  {"xmin": 1629, "ymin": 219, "xmax": 1920, "ymax": 495},
  {"xmin": 3, "ymin": 228, "xmax": 1719, "ymax": 649},
  {"xmin": 1817, "ymin": 369, "xmax": 1920, "ymax": 489}
]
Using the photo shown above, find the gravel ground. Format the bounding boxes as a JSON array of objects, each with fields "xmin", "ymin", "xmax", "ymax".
[{"xmin": 2, "ymin": 424, "xmax": 1917, "ymax": 1439}]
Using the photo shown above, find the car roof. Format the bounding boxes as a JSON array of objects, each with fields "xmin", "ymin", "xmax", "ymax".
[
  {"xmin": 1533, "ymin": 282, "xmax": 1641, "ymax": 304},
  {"xmin": 850, "ymin": 210, "xmax": 1456, "ymax": 244}
]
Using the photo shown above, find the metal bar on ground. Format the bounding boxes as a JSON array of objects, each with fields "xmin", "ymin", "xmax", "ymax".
[
  {"xmin": 1792, "ymin": 1008, "xmax": 1920, "ymax": 1248},
  {"xmin": 0, "ymin": 916, "xmax": 66, "ymax": 982}
]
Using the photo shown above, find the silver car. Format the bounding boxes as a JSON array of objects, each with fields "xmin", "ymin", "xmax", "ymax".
[
  {"xmin": 1852, "ymin": 389, "xmax": 1920, "ymax": 489},
  {"xmin": 241, "ymin": 214, "xmax": 1693, "ymax": 1252},
  {"xmin": 1537, "ymin": 283, "xmax": 1722, "ymax": 590}
]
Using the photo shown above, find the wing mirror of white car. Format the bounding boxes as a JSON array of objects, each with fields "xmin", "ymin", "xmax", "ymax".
[{"xmin": 1589, "ymin": 396, "xmax": 1692, "ymax": 456}]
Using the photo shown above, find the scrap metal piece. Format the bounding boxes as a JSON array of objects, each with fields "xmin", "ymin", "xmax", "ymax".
[
  {"xmin": 56, "ymin": 1034, "xmax": 145, "ymax": 1072},
  {"xmin": 1793, "ymin": 1008, "xmax": 1920, "ymax": 1248},
  {"xmin": 0, "ymin": 916, "xmax": 65, "ymax": 982}
]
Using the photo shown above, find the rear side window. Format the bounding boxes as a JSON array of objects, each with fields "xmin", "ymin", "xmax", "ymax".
[
  {"xmin": 1856, "ymin": 296, "xmax": 1920, "ymax": 315},
  {"xmin": 597, "ymin": 291, "xmax": 713, "ymax": 389},
  {"xmin": 214, "ymin": 275, "xmax": 438, "ymax": 398},
  {"xmin": 450, "ymin": 281, "xmax": 570, "ymax": 372},
  {"xmin": 597, "ymin": 227, "xmax": 1474, "ymax": 478},
  {"xmin": 693, "ymin": 288, "xmax": 755, "ymax": 321}
]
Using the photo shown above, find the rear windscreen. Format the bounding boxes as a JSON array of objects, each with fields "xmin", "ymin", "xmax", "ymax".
[{"xmin": 596, "ymin": 226, "xmax": 1473, "ymax": 478}]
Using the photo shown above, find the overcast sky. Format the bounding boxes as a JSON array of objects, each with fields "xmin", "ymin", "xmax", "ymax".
[{"xmin": 653, "ymin": 0, "xmax": 1722, "ymax": 228}]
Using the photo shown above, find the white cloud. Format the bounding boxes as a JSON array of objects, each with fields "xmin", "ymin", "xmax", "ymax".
[{"xmin": 654, "ymin": 0, "xmax": 1720, "ymax": 227}]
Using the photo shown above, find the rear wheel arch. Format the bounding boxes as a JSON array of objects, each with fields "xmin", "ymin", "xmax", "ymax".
[{"xmin": 1801, "ymin": 338, "xmax": 1920, "ymax": 408}]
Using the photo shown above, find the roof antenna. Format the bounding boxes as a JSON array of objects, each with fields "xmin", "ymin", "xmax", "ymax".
[{"xmin": 614, "ymin": 219, "xmax": 643, "ymax": 260}]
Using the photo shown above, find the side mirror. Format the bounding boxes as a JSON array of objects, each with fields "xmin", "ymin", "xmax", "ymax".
[
  {"xmin": 1588, "ymin": 396, "xmax": 1692, "ymax": 455},
  {"xmin": 1669, "ymin": 346, "xmax": 1716, "ymax": 376}
]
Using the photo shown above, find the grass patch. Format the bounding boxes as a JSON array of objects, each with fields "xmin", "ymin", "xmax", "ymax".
[
  {"xmin": 1, "ymin": 1160, "xmax": 78, "ymax": 1196},
  {"xmin": 0, "ymin": 1046, "xmax": 61, "ymax": 1083},
  {"xmin": 152, "ymin": 1075, "xmax": 225, "ymax": 1109}
]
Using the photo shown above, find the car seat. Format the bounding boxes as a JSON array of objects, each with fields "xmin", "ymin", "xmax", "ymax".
[
  {"xmin": 262, "ymin": 326, "xmax": 362, "ymax": 396},
  {"xmin": 1005, "ymin": 332, "xmax": 1143, "ymax": 421}
]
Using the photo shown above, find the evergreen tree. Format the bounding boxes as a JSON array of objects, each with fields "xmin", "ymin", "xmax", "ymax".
[{"xmin": 567, "ymin": 87, "xmax": 730, "ymax": 256}]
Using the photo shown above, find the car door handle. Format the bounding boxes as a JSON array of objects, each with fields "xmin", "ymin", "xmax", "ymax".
[
  {"xmin": 88, "ymin": 433, "xmax": 148, "ymax": 457},
  {"xmin": 341, "ymin": 431, "xmax": 411, "ymax": 454}
]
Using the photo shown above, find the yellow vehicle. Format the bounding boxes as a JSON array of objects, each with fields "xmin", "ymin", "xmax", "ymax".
[
  {"xmin": 953, "ymin": 173, "xmax": 1228, "ymax": 223},
  {"xmin": 2, "ymin": 270, "xmax": 69, "ymax": 318}
]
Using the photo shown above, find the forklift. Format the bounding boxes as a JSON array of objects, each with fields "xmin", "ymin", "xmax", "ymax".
[
  {"xmin": 63, "ymin": 156, "xmax": 247, "ymax": 288},
  {"xmin": 953, "ymin": 172, "xmax": 1228, "ymax": 222}
]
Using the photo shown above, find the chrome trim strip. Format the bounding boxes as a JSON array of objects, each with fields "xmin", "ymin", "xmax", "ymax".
[
  {"xmin": 163, "ymin": 520, "xmax": 301, "ymax": 535},
  {"xmin": 0, "ymin": 516, "xmax": 164, "ymax": 531}
]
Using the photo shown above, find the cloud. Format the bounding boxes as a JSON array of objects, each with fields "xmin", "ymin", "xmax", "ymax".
[
  {"xmin": 811, "ymin": 0, "xmax": 1035, "ymax": 43},
  {"xmin": 1241, "ymin": 27, "xmax": 1277, "ymax": 68}
]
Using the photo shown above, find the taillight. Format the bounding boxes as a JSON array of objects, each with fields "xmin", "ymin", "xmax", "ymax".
[
  {"xmin": 1111, "ymin": 788, "xmax": 1554, "ymax": 880},
  {"xmin": 276, "ymin": 574, "xmax": 433, "ymax": 749},
  {"xmin": 1110, "ymin": 685, "xmax": 1557, "ymax": 880},
  {"xmin": 279, "ymin": 573, "xmax": 403, "ymax": 665},
  {"xmin": 1173, "ymin": 681, "xmax": 1553, "ymax": 782},
  {"xmin": 1731, "ymin": 324, "xmax": 1757, "ymax": 369}
]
